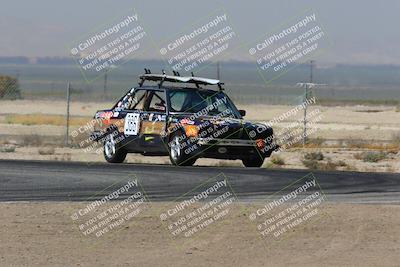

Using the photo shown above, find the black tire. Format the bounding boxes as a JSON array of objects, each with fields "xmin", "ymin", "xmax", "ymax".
[
  {"xmin": 103, "ymin": 132, "xmax": 127, "ymax": 163},
  {"xmin": 169, "ymin": 131, "xmax": 197, "ymax": 166},
  {"xmin": 242, "ymin": 156, "xmax": 264, "ymax": 167}
]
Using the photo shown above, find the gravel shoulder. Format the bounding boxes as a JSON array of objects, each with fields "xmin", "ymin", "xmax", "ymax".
[{"xmin": 1, "ymin": 202, "xmax": 399, "ymax": 267}]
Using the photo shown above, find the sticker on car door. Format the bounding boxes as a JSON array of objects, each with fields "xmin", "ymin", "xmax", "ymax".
[{"xmin": 124, "ymin": 113, "xmax": 140, "ymax": 135}]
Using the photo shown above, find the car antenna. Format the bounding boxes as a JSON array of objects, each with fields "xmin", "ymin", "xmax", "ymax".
[
  {"xmin": 159, "ymin": 69, "xmax": 166, "ymax": 88},
  {"xmin": 191, "ymin": 72, "xmax": 200, "ymax": 88},
  {"xmin": 140, "ymin": 68, "xmax": 151, "ymax": 86}
]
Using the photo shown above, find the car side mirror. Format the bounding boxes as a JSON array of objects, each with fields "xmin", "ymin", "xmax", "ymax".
[{"xmin": 239, "ymin": 110, "xmax": 246, "ymax": 117}]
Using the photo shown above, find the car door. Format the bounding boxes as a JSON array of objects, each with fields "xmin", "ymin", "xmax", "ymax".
[
  {"xmin": 115, "ymin": 88, "xmax": 148, "ymax": 152},
  {"xmin": 138, "ymin": 90, "xmax": 168, "ymax": 154}
]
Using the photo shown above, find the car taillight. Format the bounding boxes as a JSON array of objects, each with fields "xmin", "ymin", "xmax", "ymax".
[{"xmin": 256, "ymin": 139, "xmax": 266, "ymax": 150}]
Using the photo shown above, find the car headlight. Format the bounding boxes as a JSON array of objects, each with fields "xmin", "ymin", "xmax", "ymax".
[{"xmin": 184, "ymin": 125, "xmax": 199, "ymax": 137}]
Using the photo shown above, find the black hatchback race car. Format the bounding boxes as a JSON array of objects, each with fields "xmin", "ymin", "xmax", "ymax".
[{"xmin": 91, "ymin": 70, "xmax": 278, "ymax": 167}]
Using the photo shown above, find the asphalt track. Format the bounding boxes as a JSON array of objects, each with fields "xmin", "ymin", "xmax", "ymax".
[{"xmin": 1, "ymin": 159, "xmax": 400, "ymax": 203}]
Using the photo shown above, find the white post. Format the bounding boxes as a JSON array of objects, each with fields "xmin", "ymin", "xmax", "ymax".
[
  {"xmin": 303, "ymin": 84, "xmax": 308, "ymax": 146},
  {"xmin": 65, "ymin": 82, "xmax": 71, "ymax": 146}
]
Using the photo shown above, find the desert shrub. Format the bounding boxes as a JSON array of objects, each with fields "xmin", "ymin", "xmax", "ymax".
[
  {"xmin": 322, "ymin": 161, "xmax": 340, "ymax": 171},
  {"xmin": 38, "ymin": 146, "xmax": 55, "ymax": 155},
  {"xmin": 22, "ymin": 135, "xmax": 44, "ymax": 146},
  {"xmin": 0, "ymin": 145, "xmax": 16, "ymax": 153},
  {"xmin": 344, "ymin": 164, "xmax": 357, "ymax": 171},
  {"xmin": 346, "ymin": 139, "xmax": 364, "ymax": 148},
  {"xmin": 302, "ymin": 159, "xmax": 319, "ymax": 169},
  {"xmin": 0, "ymin": 75, "xmax": 21, "ymax": 99},
  {"xmin": 302, "ymin": 159, "xmax": 340, "ymax": 171},
  {"xmin": 392, "ymin": 133, "xmax": 400, "ymax": 145},
  {"xmin": 309, "ymin": 137, "xmax": 325, "ymax": 146},
  {"xmin": 54, "ymin": 153, "xmax": 71, "ymax": 161},
  {"xmin": 304, "ymin": 151, "xmax": 324, "ymax": 161},
  {"xmin": 270, "ymin": 155, "xmax": 285, "ymax": 165},
  {"xmin": 355, "ymin": 151, "xmax": 387, "ymax": 162}
]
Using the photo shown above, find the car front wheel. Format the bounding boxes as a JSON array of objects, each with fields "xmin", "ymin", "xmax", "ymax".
[
  {"xmin": 169, "ymin": 131, "xmax": 197, "ymax": 166},
  {"xmin": 103, "ymin": 133, "xmax": 127, "ymax": 163}
]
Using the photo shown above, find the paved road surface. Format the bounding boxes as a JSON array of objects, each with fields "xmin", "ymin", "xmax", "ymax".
[{"xmin": 1, "ymin": 160, "xmax": 399, "ymax": 203}]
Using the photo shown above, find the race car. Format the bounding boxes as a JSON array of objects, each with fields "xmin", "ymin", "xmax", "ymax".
[{"xmin": 91, "ymin": 70, "xmax": 278, "ymax": 167}]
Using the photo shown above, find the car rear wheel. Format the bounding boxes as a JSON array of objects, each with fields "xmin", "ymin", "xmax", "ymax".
[
  {"xmin": 242, "ymin": 156, "xmax": 264, "ymax": 167},
  {"xmin": 169, "ymin": 131, "xmax": 197, "ymax": 166},
  {"xmin": 103, "ymin": 133, "xmax": 127, "ymax": 163}
]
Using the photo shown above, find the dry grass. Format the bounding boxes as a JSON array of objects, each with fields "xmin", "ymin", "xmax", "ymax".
[
  {"xmin": 38, "ymin": 146, "xmax": 55, "ymax": 155},
  {"xmin": 303, "ymin": 151, "xmax": 324, "ymax": 161},
  {"xmin": 298, "ymin": 140, "xmax": 400, "ymax": 152},
  {"xmin": 22, "ymin": 135, "xmax": 44, "ymax": 146},
  {"xmin": 270, "ymin": 155, "xmax": 285, "ymax": 165},
  {"xmin": 354, "ymin": 151, "xmax": 387, "ymax": 162},
  {"xmin": 5, "ymin": 114, "xmax": 91, "ymax": 126},
  {"xmin": 213, "ymin": 161, "xmax": 243, "ymax": 167},
  {"xmin": 54, "ymin": 153, "xmax": 71, "ymax": 161},
  {"xmin": 302, "ymin": 159, "xmax": 344, "ymax": 171}
]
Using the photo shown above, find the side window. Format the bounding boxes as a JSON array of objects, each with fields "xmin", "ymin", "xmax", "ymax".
[
  {"xmin": 169, "ymin": 91, "xmax": 186, "ymax": 112},
  {"xmin": 146, "ymin": 91, "xmax": 166, "ymax": 112},
  {"xmin": 115, "ymin": 88, "xmax": 136, "ymax": 110},
  {"xmin": 129, "ymin": 90, "xmax": 146, "ymax": 110}
]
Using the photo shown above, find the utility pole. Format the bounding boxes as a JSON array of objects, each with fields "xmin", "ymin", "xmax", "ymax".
[
  {"xmin": 103, "ymin": 70, "xmax": 108, "ymax": 101},
  {"xmin": 304, "ymin": 60, "xmax": 314, "ymax": 145},
  {"xmin": 217, "ymin": 61, "xmax": 220, "ymax": 80},
  {"xmin": 303, "ymin": 83, "xmax": 309, "ymax": 146},
  {"xmin": 310, "ymin": 60, "xmax": 314, "ymax": 84},
  {"xmin": 65, "ymin": 82, "xmax": 71, "ymax": 146},
  {"xmin": 300, "ymin": 60, "xmax": 314, "ymax": 145},
  {"xmin": 297, "ymin": 61, "xmax": 326, "ymax": 146}
]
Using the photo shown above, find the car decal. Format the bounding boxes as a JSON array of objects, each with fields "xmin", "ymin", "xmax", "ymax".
[
  {"xmin": 124, "ymin": 113, "xmax": 140, "ymax": 136},
  {"xmin": 141, "ymin": 121, "xmax": 164, "ymax": 134}
]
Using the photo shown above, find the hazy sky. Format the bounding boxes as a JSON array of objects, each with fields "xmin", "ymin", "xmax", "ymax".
[{"xmin": 1, "ymin": 0, "xmax": 399, "ymax": 65}]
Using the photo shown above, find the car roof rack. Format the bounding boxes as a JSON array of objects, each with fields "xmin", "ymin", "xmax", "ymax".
[{"xmin": 139, "ymin": 68, "xmax": 224, "ymax": 90}]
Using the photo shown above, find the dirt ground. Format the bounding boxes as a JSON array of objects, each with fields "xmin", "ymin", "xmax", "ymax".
[{"xmin": 0, "ymin": 202, "xmax": 399, "ymax": 267}]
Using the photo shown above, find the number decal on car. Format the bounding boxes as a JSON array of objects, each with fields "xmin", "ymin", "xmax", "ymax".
[{"xmin": 124, "ymin": 113, "xmax": 140, "ymax": 135}]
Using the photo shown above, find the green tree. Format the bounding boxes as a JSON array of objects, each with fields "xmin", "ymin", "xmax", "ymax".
[{"xmin": 0, "ymin": 75, "xmax": 21, "ymax": 99}]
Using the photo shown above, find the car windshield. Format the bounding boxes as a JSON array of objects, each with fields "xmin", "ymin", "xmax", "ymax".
[{"xmin": 167, "ymin": 89, "xmax": 240, "ymax": 118}]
